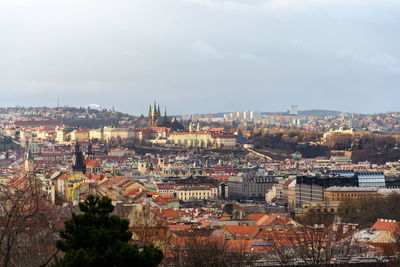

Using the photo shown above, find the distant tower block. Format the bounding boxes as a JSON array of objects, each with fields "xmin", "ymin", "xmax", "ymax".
[{"xmin": 290, "ymin": 105, "xmax": 299, "ymax": 115}]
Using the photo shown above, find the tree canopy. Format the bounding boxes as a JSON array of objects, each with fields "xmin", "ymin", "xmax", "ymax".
[{"xmin": 55, "ymin": 195, "xmax": 163, "ymax": 267}]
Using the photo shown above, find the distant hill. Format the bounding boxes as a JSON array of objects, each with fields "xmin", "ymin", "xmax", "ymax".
[
  {"xmin": 177, "ymin": 110, "xmax": 342, "ymax": 118},
  {"xmin": 298, "ymin": 110, "xmax": 342, "ymax": 117}
]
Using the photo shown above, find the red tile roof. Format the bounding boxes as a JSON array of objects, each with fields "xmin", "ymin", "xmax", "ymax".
[
  {"xmin": 243, "ymin": 213, "xmax": 266, "ymax": 221},
  {"xmin": 167, "ymin": 225, "xmax": 192, "ymax": 231},
  {"xmin": 225, "ymin": 239, "xmax": 273, "ymax": 253},
  {"xmin": 209, "ymin": 128, "xmax": 225, "ymax": 132},
  {"xmin": 221, "ymin": 225, "xmax": 260, "ymax": 239},
  {"xmin": 84, "ymin": 159, "xmax": 100, "ymax": 167},
  {"xmin": 371, "ymin": 219, "xmax": 400, "ymax": 234},
  {"xmin": 152, "ymin": 208, "xmax": 180, "ymax": 219}
]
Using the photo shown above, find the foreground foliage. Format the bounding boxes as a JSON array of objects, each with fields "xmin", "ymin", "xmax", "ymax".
[{"xmin": 54, "ymin": 195, "xmax": 163, "ymax": 267}]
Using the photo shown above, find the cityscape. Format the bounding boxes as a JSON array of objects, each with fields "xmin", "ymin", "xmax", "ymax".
[
  {"xmin": 1, "ymin": 104, "xmax": 400, "ymax": 265},
  {"xmin": 1, "ymin": 0, "xmax": 400, "ymax": 266}
]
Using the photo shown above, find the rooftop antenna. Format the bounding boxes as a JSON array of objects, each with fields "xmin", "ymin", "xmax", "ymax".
[{"xmin": 57, "ymin": 97, "xmax": 60, "ymax": 109}]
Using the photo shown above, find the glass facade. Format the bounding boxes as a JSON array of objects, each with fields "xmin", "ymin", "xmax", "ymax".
[{"xmin": 358, "ymin": 172, "xmax": 385, "ymax": 188}]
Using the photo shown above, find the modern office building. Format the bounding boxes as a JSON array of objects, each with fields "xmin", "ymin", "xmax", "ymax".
[
  {"xmin": 330, "ymin": 169, "xmax": 385, "ymax": 188},
  {"xmin": 357, "ymin": 171, "xmax": 385, "ymax": 188},
  {"xmin": 228, "ymin": 173, "xmax": 276, "ymax": 201},
  {"xmin": 295, "ymin": 175, "xmax": 358, "ymax": 208}
]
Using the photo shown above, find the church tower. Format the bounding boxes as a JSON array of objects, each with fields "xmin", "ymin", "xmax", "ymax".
[
  {"xmin": 148, "ymin": 101, "xmax": 163, "ymax": 127},
  {"xmin": 24, "ymin": 148, "xmax": 35, "ymax": 173},
  {"xmin": 85, "ymin": 141, "xmax": 95, "ymax": 160},
  {"xmin": 148, "ymin": 105, "xmax": 152, "ymax": 123},
  {"xmin": 72, "ymin": 140, "xmax": 86, "ymax": 173}
]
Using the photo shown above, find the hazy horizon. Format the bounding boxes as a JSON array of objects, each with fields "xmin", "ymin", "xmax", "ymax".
[
  {"xmin": 2, "ymin": 104, "xmax": 398, "ymax": 117},
  {"xmin": 1, "ymin": 0, "xmax": 399, "ymax": 114}
]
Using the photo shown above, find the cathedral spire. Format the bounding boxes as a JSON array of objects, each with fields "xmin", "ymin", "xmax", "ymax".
[
  {"xmin": 24, "ymin": 147, "xmax": 34, "ymax": 173},
  {"xmin": 26, "ymin": 148, "xmax": 33, "ymax": 160},
  {"xmin": 86, "ymin": 140, "xmax": 94, "ymax": 159},
  {"xmin": 74, "ymin": 139, "xmax": 80, "ymax": 152},
  {"xmin": 148, "ymin": 105, "xmax": 152, "ymax": 118},
  {"xmin": 72, "ymin": 140, "xmax": 86, "ymax": 173}
]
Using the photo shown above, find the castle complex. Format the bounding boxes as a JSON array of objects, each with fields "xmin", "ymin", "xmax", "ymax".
[
  {"xmin": 148, "ymin": 101, "xmax": 165, "ymax": 127},
  {"xmin": 147, "ymin": 101, "xmax": 183, "ymax": 130}
]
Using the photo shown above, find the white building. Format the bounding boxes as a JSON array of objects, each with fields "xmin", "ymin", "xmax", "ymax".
[{"xmin": 290, "ymin": 105, "xmax": 299, "ymax": 115}]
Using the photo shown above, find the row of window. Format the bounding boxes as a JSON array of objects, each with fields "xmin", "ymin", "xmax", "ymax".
[{"xmin": 178, "ymin": 191, "xmax": 215, "ymax": 196}]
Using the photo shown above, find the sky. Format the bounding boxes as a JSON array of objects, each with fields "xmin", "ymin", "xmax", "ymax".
[{"xmin": 0, "ymin": 0, "xmax": 399, "ymax": 115}]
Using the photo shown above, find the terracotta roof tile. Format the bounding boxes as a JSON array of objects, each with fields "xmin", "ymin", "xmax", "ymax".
[{"xmin": 371, "ymin": 219, "xmax": 400, "ymax": 234}]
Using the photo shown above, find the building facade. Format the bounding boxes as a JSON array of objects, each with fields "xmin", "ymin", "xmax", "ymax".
[
  {"xmin": 295, "ymin": 175, "xmax": 358, "ymax": 208},
  {"xmin": 228, "ymin": 173, "xmax": 276, "ymax": 201}
]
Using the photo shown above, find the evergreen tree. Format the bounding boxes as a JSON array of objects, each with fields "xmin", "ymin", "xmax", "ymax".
[{"xmin": 54, "ymin": 195, "xmax": 163, "ymax": 267}]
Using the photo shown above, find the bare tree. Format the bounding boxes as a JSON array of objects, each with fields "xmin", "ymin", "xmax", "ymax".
[
  {"xmin": 166, "ymin": 231, "xmax": 262, "ymax": 267},
  {"xmin": 129, "ymin": 202, "xmax": 159, "ymax": 245},
  {"xmin": 170, "ymin": 233, "xmax": 227, "ymax": 267},
  {"xmin": 262, "ymin": 224, "xmax": 361, "ymax": 266},
  {"xmin": 223, "ymin": 239, "xmax": 262, "ymax": 267},
  {"xmin": 0, "ymin": 180, "xmax": 59, "ymax": 267}
]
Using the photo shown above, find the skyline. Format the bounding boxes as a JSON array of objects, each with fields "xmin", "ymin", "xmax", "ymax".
[
  {"xmin": 1, "ymin": 0, "xmax": 400, "ymax": 114},
  {"xmin": 2, "ymin": 102, "xmax": 398, "ymax": 117}
]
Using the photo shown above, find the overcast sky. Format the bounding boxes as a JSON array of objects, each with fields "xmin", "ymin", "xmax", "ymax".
[{"xmin": 0, "ymin": 0, "xmax": 399, "ymax": 115}]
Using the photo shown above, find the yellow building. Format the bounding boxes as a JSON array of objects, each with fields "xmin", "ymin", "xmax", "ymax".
[
  {"xmin": 55, "ymin": 126, "xmax": 67, "ymax": 143},
  {"xmin": 295, "ymin": 201, "xmax": 338, "ymax": 217},
  {"xmin": 89, "ymin": 128, "xmax": 103, "ymax": 140},
  {"xmin": 323, "ymin": 127, "xmax": 369, "ymax": 139},
  {"xmin": 175, "ymin": 185, "xmax": 218, "ymax": 201},
  {"xmin": 69, "ymin": 130, "xmax": 90, "ymax": 142},
  {"xmin": 214, "ymin": 134, "xmax": 237, "ymax": 148},
  {"xmin": 167, "ymin": 132, "xmax": 237, "ymax": 148},
  {"xmin": 296, "ymin": 187, "xmax": 379, "ymax": 217},
  {"xmin": 89, "ymin": 127, "xmax": 139, "ymax": 142},
  {"xmin": 168, "ymin": 132, "xmax": 213, "ymax": 148},
  {"xmin": 65, "ymin": 173, "xmax": 89, "ymax": 203},
  {"xmin": 324, "ymin": 187, "xmax": 378, "ymax": 202},
  {"xmin": 20, "ymin": 128, "xmax": 55, "ymax": 142},
  {"xmin": 102, "ymin": 127, "xmax": 136, "ymax": 141}
]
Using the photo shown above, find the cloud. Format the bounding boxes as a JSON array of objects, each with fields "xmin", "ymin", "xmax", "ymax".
[
  {"xmin": 368, "ymin": 53, "xmax": 398, "ymax": 66},
  {"xmin": 180, "ymin": 0, "xmax": 400, "ymax": 18},
  {"xmin": 368, "ymin": 54, "xmax": 400, "ymax": 74},
  {"xmin": 189, "ymin": 41, "xmax": 264, "ymax": 63},
  {"xmin": 122, "ymin": 50, "xmax": 141, "ymax": 56},
  {"xmin": 189, "ymin": 41, "xmax": 224, "ymax": 61},
  {"xmin": 237, "ymin": 53, "xmax": 264, "ymax": 62},
  {"xmin": 1, "ymin": 0, "xmax": 36, "ymax": 8},
  {"xmin": 1, "ymin": 0, "xmax": 399, "ymax": 113},
  {"xmin": 292, "ymin": 38, "xmax": 305, "ymax": 46},
  {"xmin": 336, "ymin": 49, "xmax": 357, "ymax": 59},
  {"xmin": 336, "ymin": 49, "xmax": 400, "ymax": 75}
]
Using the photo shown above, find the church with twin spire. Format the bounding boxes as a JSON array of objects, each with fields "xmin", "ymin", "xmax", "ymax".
[
  {"xmin": 148, "ymin": 101, "xmax": 164, "ymax": 127},
  {"xmin": 147, "ymin": 101, "xmax": 184, "ymax": 131}
]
